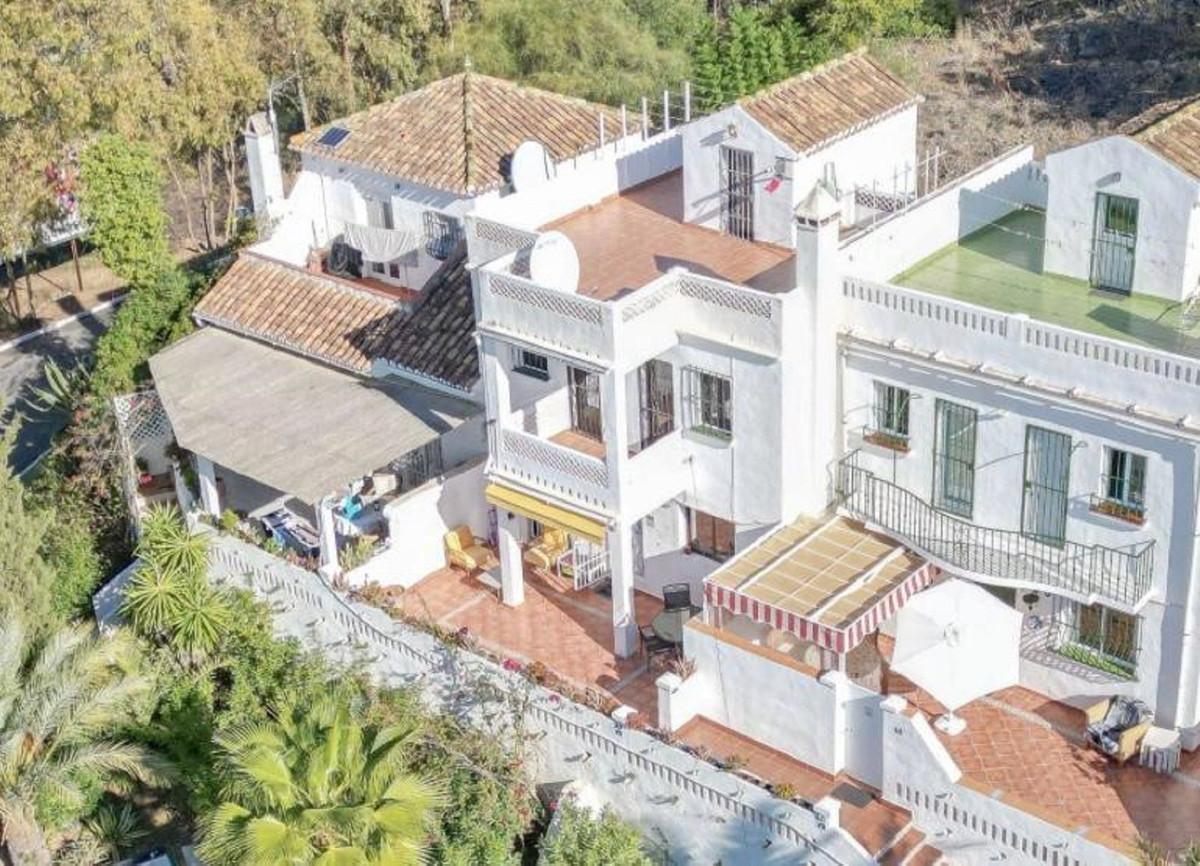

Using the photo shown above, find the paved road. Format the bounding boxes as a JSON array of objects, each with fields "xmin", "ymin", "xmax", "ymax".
[{"xmin": 0, "ymin": 307, "xmax": 116, "ymax": 476}]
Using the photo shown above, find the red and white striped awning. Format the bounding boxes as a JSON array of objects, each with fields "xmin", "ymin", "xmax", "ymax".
[{"xmin": 704, "ymin": 561, "xmax": 938, "ymax": 654}]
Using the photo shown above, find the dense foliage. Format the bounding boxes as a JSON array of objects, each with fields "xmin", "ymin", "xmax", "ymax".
[
  {"xmin": 0, "ymin": 610, "xmax": 170, "ymax": 866},
  {"xmin": 539, "ymin": 801, "xmax": 652, "ymax": 866},
  {"xmin": 80, "ymin": 136, "xmax": 173, "ymax": 290}
]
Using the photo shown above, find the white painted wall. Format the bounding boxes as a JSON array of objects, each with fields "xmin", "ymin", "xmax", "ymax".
[
  {"xmin": 473, "ymin": 132, "xmax": 679, "ymax": 230},
  {"xmin": 840, "ymin": 146, "xmax": 1044, "ymax": 280},
  {"xmin": 681, "ymin": 104, "xmax": 919, "ymax": 249},
  {"xmin": 842, "ymin": 347, "xmax": 1200, "ymax": 725},
  {"xmin": 678, "ymin": 621, "xmax": 845, "ymax": 774},
  {"xmin": 1044, "ymin": 137, "xmax": 1200, "ymax": 300},
  {"xmin": 346, "ymin": 460, "xmax": 489, "ymax": 589}
]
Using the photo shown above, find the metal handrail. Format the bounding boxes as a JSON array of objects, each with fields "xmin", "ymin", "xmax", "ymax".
[{"xmin": 834, "ymin": 452, "xmax": 1154, "ymax": 609}]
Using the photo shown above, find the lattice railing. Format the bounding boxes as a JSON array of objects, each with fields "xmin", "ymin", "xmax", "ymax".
[
  {"xmin": 500, "ymin": 429, "xmax": 608, "ymax": 488},
  {"xmin": 487, "ymin": 273, "xmax": 605, "ymax": 326},
  {"xmin": 465, "ymin": 215, "xmax": 538, "ymax": 267},
  {"xmin": 113, "ymin": 389, "xmax": 173, "ymax": 444},
  {"xmin": 677, "ymin": 273, "xmax": 775, "ymax": 319}
]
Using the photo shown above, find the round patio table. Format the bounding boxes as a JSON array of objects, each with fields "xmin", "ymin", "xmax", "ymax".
[{"xmin": 652, "ymin": 606, "xmax": 698, "ymax": 644}]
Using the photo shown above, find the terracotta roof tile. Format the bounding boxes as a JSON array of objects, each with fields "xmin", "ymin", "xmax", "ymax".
[
  {"xmin": 373, "ymin": 242, "xmax": 479, "ymax": 390},
  {"xmin": 739, "ymin": 51, "xmax": 920, "ymax": 155},
  {"xmin": 292, "ymin": 73, "xmax": 635, "ymax": 195},
  {"xmin": 193, "ymin": 255, "xmax": 405, "ymax": 375},
  {"xmin": 1119, "ymin": 95, "xmax": 1200, "ymax": 179}
]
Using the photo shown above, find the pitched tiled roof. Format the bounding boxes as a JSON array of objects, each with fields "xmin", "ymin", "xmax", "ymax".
[
  {"xmin": 1118, "ymin": 95, "xmax": 1200, "ymax": 180},
  {"xmin": 292, "ymin": 73, "xmax": 633, "ymax": 195},
  {"xmin": 372, "ymin": 242, "xmax": 478, "ymax": 390},
  {"xmin": 739, "ymin": 51, "xmax": 920, "ymax": 155},
  {"xmin": 193, "ymin": 255, "xmax": 405, "ymax": 375}
]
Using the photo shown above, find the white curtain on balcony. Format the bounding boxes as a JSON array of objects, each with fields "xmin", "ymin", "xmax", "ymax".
[{"xmin": 342, "ymin": 222, "xmax": 419, "ymax": 261}]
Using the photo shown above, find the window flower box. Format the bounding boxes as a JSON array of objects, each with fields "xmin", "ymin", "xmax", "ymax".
[
  {"xmin": 1088, "ymin": 495, "xmax": 1147, "ymax": 526},
  {"xmin": 863, "ymin": 429, "xmax": 910, "ymax": 453}
]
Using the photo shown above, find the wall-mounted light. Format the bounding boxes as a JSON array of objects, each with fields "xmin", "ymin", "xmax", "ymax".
[{"xmin": 726, "ymin": 122, "xmax": 738, "ymax": 139}]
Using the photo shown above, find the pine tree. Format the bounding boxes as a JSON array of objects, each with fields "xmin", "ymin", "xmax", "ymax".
[{"xmin": 691, "ymin": 20, "xmax": 725, "ymax": 112}]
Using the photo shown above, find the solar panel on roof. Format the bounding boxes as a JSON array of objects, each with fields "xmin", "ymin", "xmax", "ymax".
[{"xmin": 317, "ymin": 126, "xmax": 351, "ymax": 148}]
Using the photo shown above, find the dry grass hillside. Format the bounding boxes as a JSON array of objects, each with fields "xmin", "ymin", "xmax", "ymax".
[{"xmin": 876, "ymin": 0, "xmax": 1200, "ymax": 178}]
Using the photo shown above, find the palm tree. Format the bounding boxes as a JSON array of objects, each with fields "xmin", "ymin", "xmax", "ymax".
[
  {"xmin": 0, "ymin": 610, "xmax": 171, "ymax": 866},
  {"xmin": 199, "ymin": 697, "xmax": 444, "ymax": 865},
  {"xmin": 124, "ymin": 505, "xmax": 229, "ymax": 667}
]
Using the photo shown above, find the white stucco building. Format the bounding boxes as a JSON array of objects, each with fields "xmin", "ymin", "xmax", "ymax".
[{"xmin": 137, "ymin": 58, "xmax": 1200, "ymax": 863}]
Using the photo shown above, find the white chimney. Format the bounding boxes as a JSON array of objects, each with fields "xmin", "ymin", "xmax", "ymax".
[{"xmin": 244, "ymin": 112, "xmax": 285, "ymax": 221}]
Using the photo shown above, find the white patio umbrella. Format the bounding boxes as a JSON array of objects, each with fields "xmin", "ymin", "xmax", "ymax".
[{"xmin": 890, "ymin": 578, "xmax": 1024, "ymax": 735}]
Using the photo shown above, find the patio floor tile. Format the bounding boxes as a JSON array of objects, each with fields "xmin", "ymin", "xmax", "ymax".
[{"xmin": 390, "ymin": 566, "xmax": 665, "ymax": 723}]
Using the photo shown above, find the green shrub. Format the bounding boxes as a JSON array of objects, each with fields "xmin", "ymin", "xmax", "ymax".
[
  {"xmin": 43, "ymin": 514, "xmax": 104, "ymax": 622},
  {"xmin": 540, "ymin": 801, "xmax": 651, "ymax": 866}
]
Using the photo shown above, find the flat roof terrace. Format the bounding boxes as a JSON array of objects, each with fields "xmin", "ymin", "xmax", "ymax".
[
  {"xmin": 545, "ymin": 171, "xmax": 795, "ymax": 301},
  {"xmin": 894, "ymin": 209, "xmax": 1200, "ymax": 360}
]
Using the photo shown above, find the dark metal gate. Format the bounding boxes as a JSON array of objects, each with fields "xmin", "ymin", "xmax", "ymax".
[
  {"xmin": 635, "ymin": 359, "xmax": 674, "ymax": 452},
  {"xmin": 1022, "ymin": 425, "xmax": 1072, "ymax": 547},
  {"xmin": 720, "ymin": 145, "xmax": 754, "ymax": 241},
  {"xmin": 932, "ymin": 400, "xmax": 978, "ymax": 518},
  {"xmin": 1090, "ymin": 193, "xmax": 1138, "ymax": 294}
]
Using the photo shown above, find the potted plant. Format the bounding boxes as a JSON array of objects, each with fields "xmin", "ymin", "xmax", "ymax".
[{"xmin": 135, "ymin": 457, "xmax": 153, "ymax": 487}]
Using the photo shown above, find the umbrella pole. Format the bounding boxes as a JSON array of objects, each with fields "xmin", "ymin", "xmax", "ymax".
[{"xmin": 935, "ymin": 710, "xmax": 967, "ymax": 736}]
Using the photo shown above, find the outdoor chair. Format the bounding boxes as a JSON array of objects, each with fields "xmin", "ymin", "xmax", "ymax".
[
  {"xmin": 523, "ymin": 528, "xmax": 568, "ymax": 572},
  {"xmin": 639, "ymin": 624, "xmax": 675, "ymax": 662},
  {"xmin": 663, "ymin": 582, "xmax": 693, "ymax": 612},
  {"xmin": 1085, "ymin": 696, "xmax": 1152, "ymax": 763},
  {"xmin": 444, "ymin": 525, "xmax": 491, "ymax": 572}
]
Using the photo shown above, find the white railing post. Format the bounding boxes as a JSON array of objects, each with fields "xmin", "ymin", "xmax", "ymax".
[
  {"xmin": 662, "ymin": 89, "xmax": 670, "ymax": 132},
  {"xmin": 640, "ymin": 96, "xmax": 649, "ymax": 139},
  {"xmin": 620, "ymin": 104, "xmax": 628, "ymax": 139},
  {"xmin": 683, "ymin": 81, "xmax": 692, "ymax": 122}
]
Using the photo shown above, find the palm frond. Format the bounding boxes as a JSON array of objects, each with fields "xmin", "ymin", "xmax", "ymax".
[{"xmin": 56, "ymin": 740, "xmax": 175, "ymax": 788}]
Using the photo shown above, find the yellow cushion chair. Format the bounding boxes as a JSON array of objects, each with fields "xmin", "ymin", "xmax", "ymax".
[
  {"xmin": 444, "ymin": 525, "xmax": 491, "ymax": 572},
  {"xmin": 523, "ymin": 528, "xmax": 569, "ymax": 572}
]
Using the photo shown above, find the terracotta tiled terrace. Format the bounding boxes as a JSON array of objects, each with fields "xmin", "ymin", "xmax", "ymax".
[
  {"xmin": 390, "ymin": 564, "xmax": 664, "ymax": 720},
  {"xmin": 877, "ymin": 635, "xmax": 1200, "ymax": 855},
  {"xmin": 675, "ymin": 716, "xmax": 944, "ymax": 864},
  {"xmin": 546, "ymin": 170, "xmax": 795, "ymax": 300}
]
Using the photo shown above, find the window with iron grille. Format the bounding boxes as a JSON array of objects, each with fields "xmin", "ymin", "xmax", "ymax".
[
  {"xmin": 391, "ymin": 439, "xmax": 444, "ymax": 493},
  {"xmin": 423, "ymin": 211, "xmax": 460, "ymax": 260},
  {"xmin": 512, "ymin": 347, "xmax": 550, "ymax": 380},
  {"xmin": 683, "ymin": 368, "xmax": 732, "ymax": 440},
  {"xmin": 690, "ymin": 509, "xmax": 735, "ymax": 562},
  {"xmin": 868, "ymin": 382, "xmax": 910, "ymax": 451},
  {"xmin": 720, "ymin": 146, "xmax": 754, "ymax": 241},
  {"xmin": 932, "ymin": 399, "xmax": 977, "ymax": 517},
  {"xmin": 1056, "ymin": 599, "xmax": 1138, "ymax": 676}
]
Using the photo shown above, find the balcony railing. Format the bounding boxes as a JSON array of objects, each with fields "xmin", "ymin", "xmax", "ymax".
[
  {"xmin": 492, "ymin": 427, "xmax": 612, "ymax": 510},
  {"xmin": 835, "ymin": 453, "xmax": 1154, "ymax": 610}
]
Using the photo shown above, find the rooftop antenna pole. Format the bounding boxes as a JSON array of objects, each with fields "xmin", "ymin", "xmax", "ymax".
[
  {"xmin": 598, "ymin": 112, "xmax": 605, "ymax": 151},
  {"xmin": 683, "ymin": 81, "xmax": 692, "ymax": 123}
]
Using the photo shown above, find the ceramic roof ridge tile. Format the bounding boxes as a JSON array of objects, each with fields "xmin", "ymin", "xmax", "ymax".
[{"xmin": 1119, "ymin": 93, "xmax": 1200, "ymax": 179}]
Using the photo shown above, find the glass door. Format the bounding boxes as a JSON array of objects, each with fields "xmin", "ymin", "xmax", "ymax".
[
  {"xmin": 567, "ymin": 366, "xmax": 603, "ymax": 441},
  {"xmin": 1090, "ymin": 193, "xmax": 1138, "ymax": 293},
  {"xmin": 1021, "ymin": 425, "xmax": 1072, "ymax": 547}
]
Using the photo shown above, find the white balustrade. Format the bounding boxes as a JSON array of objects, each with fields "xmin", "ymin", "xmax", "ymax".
[
  {"xmin": 494, "ymin": 427, "xmax": 612, "ymax": 509},
  {"xmin": 842, "ymin": 276, "xmax": 1200, "ymax": 420}
]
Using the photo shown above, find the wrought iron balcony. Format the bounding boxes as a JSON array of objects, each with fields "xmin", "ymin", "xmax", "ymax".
[{"xmin": 835, "ymin": 453, "xmax": 1154, "ymax": 611}]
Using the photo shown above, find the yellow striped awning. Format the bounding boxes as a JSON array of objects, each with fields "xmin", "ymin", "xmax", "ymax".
[{"xmin": 485, "ymin": 483, "xmax": 607, "ymax": 545}]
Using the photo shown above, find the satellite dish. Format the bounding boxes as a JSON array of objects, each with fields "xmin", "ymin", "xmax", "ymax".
[
  {"xmin": 510, "ymin": 140, "xmax": 552, "ymax": 192},
  {"xmin": 526, "ymin": 231, "xmax": 579, "ymax": 293}
]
